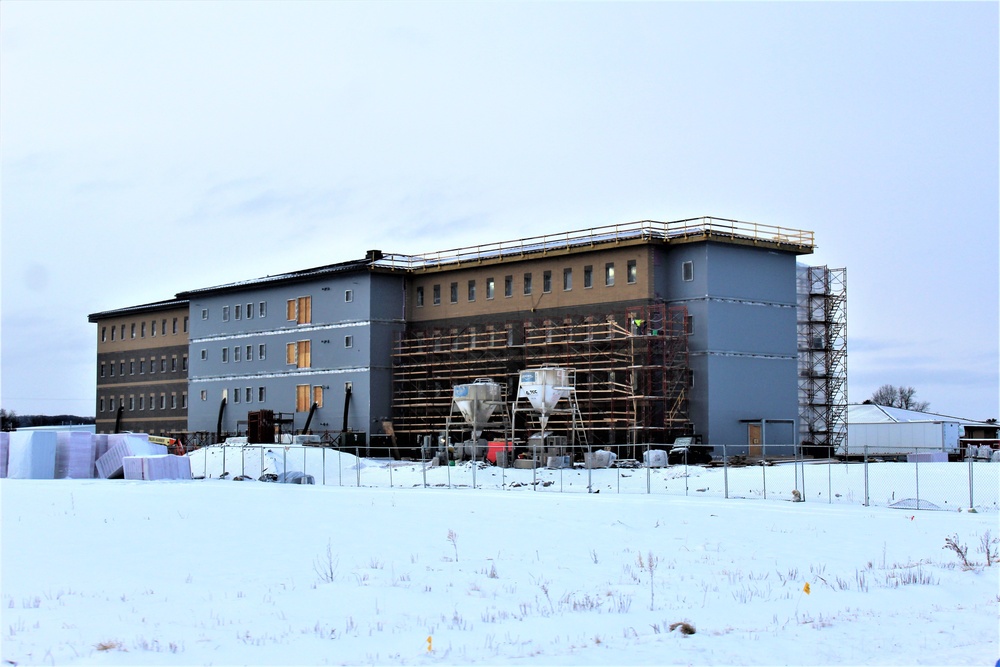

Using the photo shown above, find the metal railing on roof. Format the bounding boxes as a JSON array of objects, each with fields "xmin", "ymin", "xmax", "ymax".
[{"xmin": 372, "ymin": 217, "xmax": 814, "ymax": 270}]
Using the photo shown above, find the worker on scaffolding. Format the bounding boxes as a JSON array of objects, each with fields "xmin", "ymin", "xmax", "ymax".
[{"xmin": 631, "ymin": 315, "xmax": 646, "ymax": 335}]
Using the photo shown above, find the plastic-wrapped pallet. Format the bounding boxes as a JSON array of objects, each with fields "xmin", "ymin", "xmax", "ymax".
[
  {"xmin": 92, "ymin": 434, "xmax": 109, "ymax": 477},
  {"xmin": 7, "ymin": 431, "xmax": 58, "ymax": 479},
  {"xmin": 96, "ymin": 435, "xmax": 167, "ymax": 479},
  {"xmin": 122, "ymin": 455, "xmax": 192, "ymax": 481},
  {"xmin": 55, "ymin": 431, "xmax": 97, "ymax": 479},
  {"xmin": 0, "ymin": 431, "xmax": 8, "ymax": 478},
  {"xmin": 585, "ymin": 449, "xmax": 618, "ymax": 468},
  {"xmin": 643, "ymin": 449, "xmax": 668, "ymax": 468}
]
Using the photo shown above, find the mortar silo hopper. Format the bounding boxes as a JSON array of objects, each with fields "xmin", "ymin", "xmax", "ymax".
[{"xmin": 445, "ymin": 379, "xmax": 509, "ymax": 460}]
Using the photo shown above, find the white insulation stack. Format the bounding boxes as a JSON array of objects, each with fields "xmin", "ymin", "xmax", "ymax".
[
  {"xmin": 122, "ymin": 455, "xmax": 192, "ymax": 481},
  {"xmin": 642, "ymin": 449, "xmax": 668, "ymax": 468},
  {"xmin": 96, "ymin": 436, "xmax": 166, "ymax": 479},
  {"xmin": 7, "ymin": 431, "xmax": 58, "ymax": 479},
  {"xmin": 55, "ymin": 431, "xmax": 97, "ymax": 479},
  {"xmin": 0, "ymin": 432, "xmax": 9, "ymax": 478},
  {"xmin": 92, "ymin": 434, "xmax": 110, "ymax": 477}
]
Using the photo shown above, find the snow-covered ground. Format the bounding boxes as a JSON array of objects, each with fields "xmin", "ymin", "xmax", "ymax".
[{"xmin": 2, "ymin": 456, "xmax": 998, "ymax": 666}]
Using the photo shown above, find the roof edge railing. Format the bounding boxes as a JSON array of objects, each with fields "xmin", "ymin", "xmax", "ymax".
[{"xmin": 373, "ymin": 217, "xmax": 814, "ymax": 271}]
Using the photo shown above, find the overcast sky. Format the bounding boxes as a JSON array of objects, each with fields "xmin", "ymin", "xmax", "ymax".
[{"xmin": 1, "ymin": 1, "xmax": 997, "ymax": 422}]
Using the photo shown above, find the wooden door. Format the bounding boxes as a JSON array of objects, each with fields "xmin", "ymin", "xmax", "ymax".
[{"xmin": 748, "ymin": 423, "xmax": 762, "ymax": 458}]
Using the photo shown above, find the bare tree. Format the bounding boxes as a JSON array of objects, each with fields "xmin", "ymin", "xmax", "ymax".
[{"xmin": 869, "ymin": 384, "xmax": 929, "ymax": 411}]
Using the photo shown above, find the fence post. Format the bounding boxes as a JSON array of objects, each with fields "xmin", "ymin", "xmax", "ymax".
[
  {"xmin": 762, "ymin": 443, "xmax": 767, "ymax": 500},
  {"xmin": 646, "ymin": 443, "xmax": 651, "ymax": 495},
  {"xmin": 914, "ymin": 453, "xmax": 920, "ymax": 510},
  {"xmin": 968, "ymin": 454, "xmax": 974, "ymax": 510},
  {"xmin": 355, "ymin": 447, "xmax": 361, "ymax": 487},
  {"xmin": 684, "ymin": 446, "xmax": 689, "ymax": 496},
  {"xmin": 723, "ymin": 444, "xmax": 729, "ymax": 499},
  {"xmin": 828, "ymin": 452, "xmax": 832, "ymax": 504},
  {"xmin": 863, "ymin": 443, "xmax": 870, "ymax": 507},
  {"xmin": 322, "ymin": 447, "xmax": 326, "ymax": 486}
]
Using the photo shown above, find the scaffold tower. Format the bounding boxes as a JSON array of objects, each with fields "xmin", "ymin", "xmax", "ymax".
[{"xmin": 797, "ymin": 266, "xmax": 848, "ymax": 455}]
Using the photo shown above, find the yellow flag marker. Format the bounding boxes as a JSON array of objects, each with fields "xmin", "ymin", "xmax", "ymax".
[
  {"xmin": 427, "ymin": 636, "xmax": 433, "ymax": 652},
  {"xmin": 803, "ymin": 582, "xmax": 811, "ymax": 595}
]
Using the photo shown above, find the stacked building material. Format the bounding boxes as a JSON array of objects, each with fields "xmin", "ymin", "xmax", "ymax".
[
  {"xmin": 7, "ymin": 431, "xmax": 58, "ymax": 478},
  {"xmin": 92, "ymin": 434, "xmax": 109, "ymax": 477},
  {"xmin": 642, "ymin": 449, "xmax": 668, "ymax": 468},
  {"xmin": 55, "ymin": 431, "xmax": 98, "ymax": 479},
  {"xmin": 0, "ymin": 432, "xmax": 8, "ymax": 478},
  {"xmin": 96, "ymin": 435, "xmax": 166, "ymax": 479},
  {"xmin": 122, "ymin": 455, "xmax": 192, "ymax": 481}
]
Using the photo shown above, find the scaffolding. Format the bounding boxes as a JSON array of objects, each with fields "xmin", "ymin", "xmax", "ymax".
[
  {"xmin": 797, "ymin": 266, "xmax": 848, "ymax": 455},
  {"xmin": 392, "ymin": 302, "xmax": 692, "ymax": 455}
]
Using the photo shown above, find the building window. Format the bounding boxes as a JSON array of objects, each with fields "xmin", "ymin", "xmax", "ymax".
[
  {"xmin": 258, "ymin": 387, "xmax": 266, "ymax": 402},
  {"xmin": 171, "ymin": 356, "xmax": 177, "ymax": 371},
  {"xmin": 233, "ymin": 388, "xmax": 240, "ymax": 404},
  {"xmin": 129, "ymin": 396, "xmax": 135, "ymax": 411},
  {"xmin": 296, "ymin": 384, "xmax": 311, "ymax": 412},
  {"xmin": 201, "ymin": 349, "xmax": 207, "ymax": 360},
  {"xmin": 172, "ymin": 317, "xmax": 178, "ymax": 333},
  {"xmin": 140, "ymin": 359, "xmax": 145, "ymax": 374},
  {"xmin": 246, "ymin": 303, "xmax": 254, "ymax": 319},
  {"xmin": 245, "ymin": 387, "xmax": 252, "ymax": 403},
  {"xmin": 432, "ymin": 285, "xmax": 441, "ymax": 306},
  {"xmin": 523, "ymin": 272, "xmax": 532, "ymax": 295},
  {"xmin": 486, "ymin": 277, "xmax": 495, "ymax": 300},
  {"xmin": 130, "ymin": 323, "xmax": 136, "ymax": 339},
  {"xmin": 121, "ymin": 324, "xmax": 126, "ymax": 339},
  {"xmin": 563, "ymin": 268, "xmax": 572, "ymax": 291},
  {"xmin": 201, "ymin": 308, "xmax": 208, "ymax": 320},
  {"xmin": 345, "ymin": 335, "xmax": 353, "ymax": 348},
  {"xmin": 468, "ymin": 280, "xmax": 476, "ymax": 302},
  {"xmin": 110, "ymin": 363, "xmax": 115, "ymax": 377},
  {"xmin": 685, "ymin": 315, "xmax": 694, "ymax": 335},
  {"xmin": 416, "ymin": 286, "xmax": 424, "ymax": 307},
  {"xmin": 182, "ymin": 355, "xmax": 188, "ymax": 371},
  {"xmin": 160, "ymin": 357, "xmax": 167, "ymax": 373},
  {"xmin": 181, "ymin": 393, "xmax": 187, "ymax": 409},
  {"xmin": 184, "ymin": 316, "xmax": 189, "ymax": 332},
  {"xmin": 148, "ymin": 393, "xmax": 155, "ymax": 410},
  {"xmin": 148, "ymin": 359, "xmax": 154, "ymax": 375},
  {"xmin": 171, "ymin": 394, "xmax": 177, "ymax": 409},
  {"xmin": 99, "ymin": 397, "xmax": 105, "ymax": 412},
  {"xmin": 627, "ymin": 260, "xmax": 637, "ymax": 284},
  {"xmin": 259, "ymin": 301, "xmax": 267, "ymax": 318},
  {"xmin": 259, "ymin": 344, "xmax": 266, "ymax": 360},
  {"xmin": 109, "ymin": 397, "xmax": 115, "ymax": 411},
  {"xmin": 246, "ymin": 345, "xmax": 253, "ymax": 361},
  {"xmin": 345, "ymin": 290, "xmax": 353, "ymax": 303},
  {"xmin": 605, "ymin": 263, "xmax": 615, "ymax": 286},
  {"xmin": 141, "ymin": 322, "xmax": 146, "ymax": 338},
  {"xmin": 543, "ymin": 271, "xmax": 552, "ymax": 293},
  {"xmin": 120, "ymin": 362, "xmax": 125, "ymax": 375},
  {"xmin": 682, "ymin": 261, "xmax": 694, "ymax": 282},
  {"xmin": 288, "ymin": 340, "xmax": 311, "ymax": 368},
  {"xmin": 222, "ymin": 347, "xmax": 229, "ymax": 363},
  {"xmin": 101, "ymin": 327, "xmax": 107, "ymax": 342},
  {"xmin": 234, "ymin": 346, "xmax": 241, "ymax": 362},
  {"xmin": 159, "ymin": 394, "xmax": 166, "ymax": 410},
  {"xmin": 504, "ymin": 275, "xmax": 513, "ymax": 298},
  {"xmin": 110, "ymin": 326, "xmax": 115, "ymax": 341},
  {"xmin": 584, "ymin": 265, "xmax": 593, "ymax": 288},
  {"xmin": 201, "ymin": 390, "xmax": 208, "ymax": 401},
  {"xmin": 138, "ymin": 395, "xmax": 144, "ymax": 411},
  {"xmin": 223, "ymin": 306, "xmax": 230, "ymax": 322},
  {"xmin": 234, "ymin": 305, "xmax": 241, "ymax": 321},
  {"xmin": 100, "ymin": 363, "xmax": 105, "ymax": 378},
  {"xmin": 286, "ymin": 296, "xmax": 312, "ymax": 324},
  {"xmin": 313, "ymin": 385, "xmax": 324, "ymax": 408},
  {"xmin": 129, "ymin": 361, "xmax": 135, "ymax": 375},
  {"xmin": 450, "ymin": 282, "xmax": 458, "ymax": 304}
]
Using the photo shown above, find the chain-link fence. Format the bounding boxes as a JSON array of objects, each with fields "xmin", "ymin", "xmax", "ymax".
[{"xmin": 187, "ymin": 443, "xmax": 1000, "ymax": 513}]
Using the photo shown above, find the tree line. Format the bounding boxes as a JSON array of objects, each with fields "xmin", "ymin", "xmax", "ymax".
[{"xmin": 0, "ymin": 409, "xmax": 95, "ymax": 431}]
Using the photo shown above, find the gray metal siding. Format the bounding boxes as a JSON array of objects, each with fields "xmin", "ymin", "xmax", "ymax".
[{"xmin": 187, "ymin": 271, "xmax": 404, "ymax": 439}]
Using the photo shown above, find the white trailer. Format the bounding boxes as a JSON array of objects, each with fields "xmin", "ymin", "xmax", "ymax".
[{"xmin": 839, "ymin": 420, "xmax": 961, "ymax": 459}]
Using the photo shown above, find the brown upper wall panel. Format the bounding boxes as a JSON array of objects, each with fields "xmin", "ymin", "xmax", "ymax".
[{"xmin": 407, "ymin": 247, "xmax": 652, "ymax": 322}]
